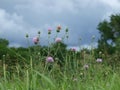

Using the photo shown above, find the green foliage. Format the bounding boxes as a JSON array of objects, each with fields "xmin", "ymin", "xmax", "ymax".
[
  {"xmin": 0, "ymin": 38, "xmax": 9, "ymax": 59},
  {"xmin": 0, "ymin": 24, "xmax": 120, "ymax": 89},
  {"xmin": 0, "ymin": 38, "xmax": 9, "ymax": 47},
  {"xmin": 50, "ymin": 42, "xmax": 67, "ymax": 66},
  {"xmin": 97, "ymin": 14, "xmax": 120, "ymax": 54},
  {"xmin": 115, "ymin": 37, "xmax": 120, "ymax": 51}
]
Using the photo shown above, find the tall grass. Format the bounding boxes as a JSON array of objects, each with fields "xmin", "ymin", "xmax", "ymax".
[{"xmin": 0, "ymin": 26, "xmax": 120, "ymax": 90}]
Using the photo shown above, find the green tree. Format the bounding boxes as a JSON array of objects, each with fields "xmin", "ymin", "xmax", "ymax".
[
  {"xmin": 0, "ymin": 38, "xmax": 9, "ymax": 59},
  {"xmin": 97, "ymin": 14, "xmax": 120, "ymax": 54},
  {"xmin": 0, "ymin": 38, "xmax": 9, "ymax": 47}
]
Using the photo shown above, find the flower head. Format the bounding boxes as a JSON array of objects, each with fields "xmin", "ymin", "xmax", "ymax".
[
  {"xmin": 46, "ymin": 56, "xmax": 54, "ymax": 63},
  {"xmin": 96, "ymin": 58, "xmax": 102, "ymax": 63},
  {"xmin": 55, "ymin": 37, "xmax": 62, "ymax": 43},
  {"xmin": 56, "ymin": 25, "xmax": 61, "ymax": 32},
  {"xmin": 65, "ymin": 27, "xmax": 69, "ymax": 32},
  {"xmin": 33, "ymin": 36, "xmax": 39, "ymax": 44},
  {"xmin": 48, "ymin": 28, "xmax": 52, "ymax": 34},
  {"xmin": 26, "ymin": 34, "xmax": 29, "ymax": 38},
  {"xmin": 38, "ymin": 31, "xmax": 41, "ymax": 34},
  {"xmin": 83, "ymin": 64, "xmax": 89, "ymax": 69},
  {"xmin": 70, "ymin": 47, "xmax": 76, "ymax": 52}
]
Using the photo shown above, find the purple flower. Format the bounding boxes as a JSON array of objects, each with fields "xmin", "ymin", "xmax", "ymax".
[
  {"xmin": 33, "ymin": 37, "xmax": 39, "ymax": 44},
  {"xmin": 96, "ymin": 58, "xmax": 102, "ymax": 63},
  {"xmin": 55, "ymin": 37, "xmax": 62, "ymax": 43},
  {"xmin": 70, "ymin": 47, "xmax": 76, "ymax": 52},
  {"xmin": 46, "ymin": 56, "xmax": 54, "ymax": 63}
]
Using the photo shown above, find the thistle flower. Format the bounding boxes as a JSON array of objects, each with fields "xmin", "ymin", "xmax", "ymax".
[
  {"xmin": 96, "ymin": 58, "xmax": 102, "ymax": 63},
  {"xmin": 65, "ymin": 27, "xmax": 68, "ymax": 32},
  {"xmin": 48, "ymin": 28, "xmax": 52, "ymax": 34},
  {"xmin": 56, "ymin": 25, "xmax": 61, "ymax": 32},
  {"xmin": 38, "ymin": 31, "xmax": 41, "ymax": 34},
  {"xmin": 46, "ymin": 56, "xmax": 54, "ymax": 63},
  {"xmin": 26, "ymin": 34, "xmax": 29, "ymax": 38},
  {"xmin": 70, "ymin": 47, "xmax": 76, "ymax": 52},
  {"xmin": 55, "ymin": 37, "xmax": 62, "ymax": 43},
  {"xmin": 33, "ymin": 36, "xmax": 39, "ymax": 44}
]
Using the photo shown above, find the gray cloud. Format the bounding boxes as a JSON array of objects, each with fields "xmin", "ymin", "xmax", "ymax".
[{"xmin": 0, "ymin": 0, "xmax": 120, "ymax": 48}]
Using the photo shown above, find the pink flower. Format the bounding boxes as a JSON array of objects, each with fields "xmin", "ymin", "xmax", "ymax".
[
  {"xmin": 46, "ymin": 56, "xmax": 54, "ymax": 63},
  {"xmin": 70, "ymin": 47, "xmax": 76, "ymax": 52},
  {"xmin": 56, "ymin": 25, "xmax": 61, "ymax": 32},
  {"xmin": 48, "ymin": 28, "xmax": 52, "ymax": 34},
  {"xmin": 33, "ymin": 37, "xmax": 39, "ymax": 44},
  {"xmin": 96, "ymin": 58, "xmax": 102, "ymax": 63},
  {"xmin": 48, "ymin": 28, "xmax": 52, "ymax": 31},
  {"xmin": 55, "ymin": 37, "xmax": 62, "ymax": 43}
]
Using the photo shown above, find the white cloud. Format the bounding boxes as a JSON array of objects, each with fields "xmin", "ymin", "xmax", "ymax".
[{"xmin": 0, "ymin": 8, "xmax": 38, "ymax": 47}]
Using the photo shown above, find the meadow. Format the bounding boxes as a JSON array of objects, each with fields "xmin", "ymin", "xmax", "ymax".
[{"xmin": 0, "ymin": 25, "xmax": 120, "ymax": 90}]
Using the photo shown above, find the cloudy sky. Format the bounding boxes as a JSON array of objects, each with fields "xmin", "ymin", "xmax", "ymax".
[{"xmin": 0, "ymin": 0, "xmax": 120, "ymax": 48}]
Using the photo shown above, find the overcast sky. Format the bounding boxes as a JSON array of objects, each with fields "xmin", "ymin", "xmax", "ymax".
[{"xmin": 0, "ymin": 0, "xmax": 120, "ymax": 48}]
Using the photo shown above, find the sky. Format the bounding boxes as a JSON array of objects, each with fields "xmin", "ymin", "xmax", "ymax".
[{"xmin": 0, "ymin": 0, "xmax": 120, "ymax": 49}]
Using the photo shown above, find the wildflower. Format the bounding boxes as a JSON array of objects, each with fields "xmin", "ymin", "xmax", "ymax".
[
  {"xmin": 33, "ymin": 36, "xmax": 39, "ymax": 44},
  {"xmin": 96, "ymin": 58, "xmax": 102, "ymax": 63},
  {"xmin": 48, "ymin": 28, "xmax": 52, "ymax": 34},
  {"xmin": 38, "ymin": 31, "xmax": 41, "ymax": 34},
  {"xmin": 56, "ymin": 25, "xmax": 61, "ymax": 32},
  {"xmin": 26, "ymin": 34, "xmax": 29, "ymax": 38},
  {"xmin": 46, "ymin": 56, "xmax": 54, "ymax": 63},
  {"xmin": 83, "ymin": 64, "xmax": 89, "ymax": 69},
  {"xmin": 55, "ymin": 37, "xmax": 62, "ymax": 43},
  {"xmin": 70, "ymin": 47, "xmax": 76, "ymax": 52},
  {"xmin": 65, "ymin": 27, "xmax": 68, "ymax": 32}
]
